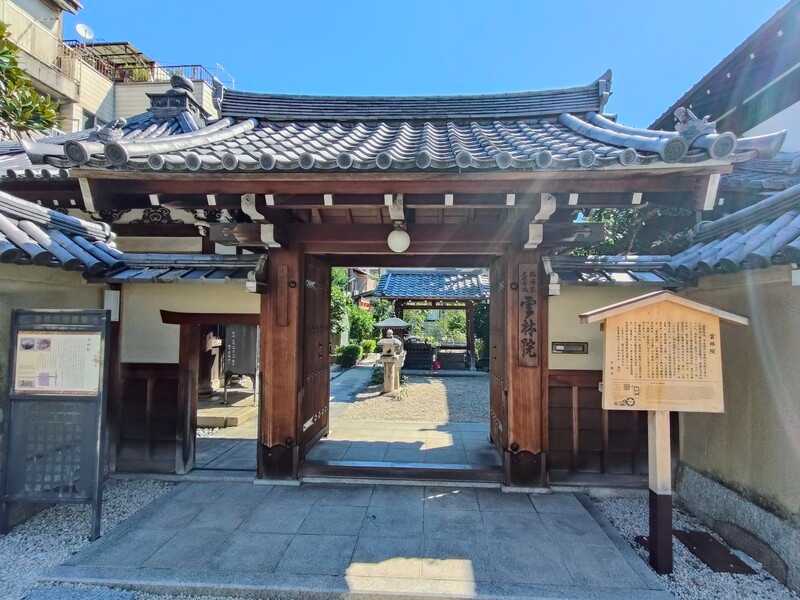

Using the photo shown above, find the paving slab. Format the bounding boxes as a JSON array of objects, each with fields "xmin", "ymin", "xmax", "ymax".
[
  {"xmin": 276, "ymin": 534, "xmax": 358, "ymax": 576},
  {"xmin": 45, "ymin": 483, "xmax": 671, "ymax": 600}
]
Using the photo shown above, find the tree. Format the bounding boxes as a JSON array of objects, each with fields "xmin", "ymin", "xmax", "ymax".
[
  {"xmin": 580, "ymin": 206, "xmax": 694, "ymax": 256},
  {"xmin": 473, "ymin": 302, "xmax": 489, "ymax": 357},
  {"xmin": 330, "ymin": 267, "xmax": 352, "ymax": 338},
  {"xmin": 371, "ymin": 298, "xmax": 393, "ymax": 323},
  {"xmin": 348, "ymin": 305, "xmax": 375, "ymax": 342},
  {"xmin": 0, "ymin": 23, "xmax": 58, "ymax": 140},
  {"xmin": 402, "ymin": 309, "xmax": 427, "ymax": 338}
]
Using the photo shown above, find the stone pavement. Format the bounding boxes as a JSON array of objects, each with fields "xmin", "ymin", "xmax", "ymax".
[
  {"xmin": 44, "ymin": 482, "xmax": 669, "ymax": 599},
  {"xmin": 306, "ymin": 421, "xmax": 501, "ymax": 468}
]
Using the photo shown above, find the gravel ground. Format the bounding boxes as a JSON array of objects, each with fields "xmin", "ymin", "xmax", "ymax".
[
  {"xmin": 196, "ymin": 427, "xmax": 221, "ymax": 438},
  {"xmin": 594, "ymin": 495, "xmax": 799, "ymax": 600},
  {"xmin": 339, "ymin": 374, "xmax": 489, "ymax": 423},
  {"xmin": 1, "ymin": 479, "xmax": 174, "ymax": 600}
]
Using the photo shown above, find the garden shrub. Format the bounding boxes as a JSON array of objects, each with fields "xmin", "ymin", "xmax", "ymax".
[
  {"xmin": 361, "ymin": 339, "xmax": 377, "ymax": 354},
  {"xmin": 336, "ymin": 344, "xmax": 363, "ymax": 368}
]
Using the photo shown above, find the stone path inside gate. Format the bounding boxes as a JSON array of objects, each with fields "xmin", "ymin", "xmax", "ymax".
[{"xmin": 44, "ymin": 482, "xmax": 669, "ymax": 599}]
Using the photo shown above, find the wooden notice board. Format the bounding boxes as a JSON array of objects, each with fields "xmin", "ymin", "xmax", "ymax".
[{"xmin": 602, "ymin": 301, "xmax": 724, "ymax": 413}]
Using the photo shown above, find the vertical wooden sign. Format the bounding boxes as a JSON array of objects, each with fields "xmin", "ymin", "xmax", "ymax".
[
  {"xmin": 517, "ymin": 263, "xmax": 538, "ymax": 367},
  {"xmin": 579, "ymin": 291, "xmax": 748, "ymax": 575}
]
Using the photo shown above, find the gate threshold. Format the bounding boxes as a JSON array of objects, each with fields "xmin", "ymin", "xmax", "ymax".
[{"xmin": 301, "ymin": 459, "xmax": 503, "ymax": 485}]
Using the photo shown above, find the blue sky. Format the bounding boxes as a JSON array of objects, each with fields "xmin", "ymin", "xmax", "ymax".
[{"xmin": 66, "ymin": 1, "xmax": 786, "ymax": 127}]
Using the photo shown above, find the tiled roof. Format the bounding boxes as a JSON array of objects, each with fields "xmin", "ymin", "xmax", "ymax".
[
  {"xmin": 546, "ymin": 255, "xmax": 682, "ymax": 287},
  {"xmin": 720, "ymin": 151, "xmax": 800, "ymax": 194},
  {"xmin": 219, "ymin": 78, "xmax": 608, "ymax": 120},
  {"xmin": 0, "ymin": 190, "xmax": 119, "ymax": 274},
  {"xmin": 373, "ymin": 269, "xmax": 489, "ymax": 300},
  {"xmin": 21, "ymin": 71, "xmax": 786, "ymax": 174},
  {"xmin": 667, "ymin": 182, "xmax": 800, "ymax": 276},
  {"xmin": 0, "ymin": 190, "xmax": 256, "ymax": 282},
  {"xmin": 103, "ymin": 253, "xmax": 258, "ymax": 283}
]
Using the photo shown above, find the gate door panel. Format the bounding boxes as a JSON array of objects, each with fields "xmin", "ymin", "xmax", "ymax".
[
  {"xmin": 489, "ymin": 256, "xmax": 508, "ymax": 455},
  {"xmin": 299, "ymin": 255, "xmax": 331, "ymax": 455}
]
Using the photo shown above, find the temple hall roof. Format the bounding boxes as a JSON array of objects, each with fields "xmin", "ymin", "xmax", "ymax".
[
  {"xmin": 373, "ymin": 269, "xmax": 489, "ymax": 301},
  {"xmin": 20, "ymin": 71, "xmax": 786, "ymax": 175},
  {"xmin": 720, "ymin": 151, "xmax": 800, "ymax": 195},
  {"xmin": 667, "ymin": 182, "xmax": 800, "ymax": 276}
]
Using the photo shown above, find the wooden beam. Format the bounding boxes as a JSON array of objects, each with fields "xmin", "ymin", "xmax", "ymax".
[
  {"xmin": 78, "ymin": 177, "xmax": 96, "ymax": 213},
  {"xmin": 324, "ymin": 254, "xmax": 492, "ymax": 267},
  {"xmin": 161, "ymin": 310, "xmax": 259, "ymax": 325},
  {"xmin": 77, "ymin": 169, "xmax": 731, "ymax": 196}
]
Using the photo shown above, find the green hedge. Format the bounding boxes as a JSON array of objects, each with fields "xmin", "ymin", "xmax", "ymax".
[
  {"xmin": 361, "ymin": 339, "xmax": 377, "ymax": 354},
  {"xmin": 336, "ymin": 344, "xmax": 363, "ymax": 368}
]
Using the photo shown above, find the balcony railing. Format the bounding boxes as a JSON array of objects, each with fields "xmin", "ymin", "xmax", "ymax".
[
  {"xmin": 0, "ymin": 0, "xmax": 102, "ymax": 82},
  {"xmin": 112, "ymin": 64, "xmax": 215, "ymax": 86}
]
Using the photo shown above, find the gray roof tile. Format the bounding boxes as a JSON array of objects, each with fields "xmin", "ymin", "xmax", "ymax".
[
  {"xmin": 373, "ymin": 269, "xmax": 489, "ymax": 300},
  {"xmin": 668, "ymin": 182, "xmax": 800, "ymax": 275},
  {"xmin": 21, "ymin": 72, "xmax": 785, "ymax": 174}
]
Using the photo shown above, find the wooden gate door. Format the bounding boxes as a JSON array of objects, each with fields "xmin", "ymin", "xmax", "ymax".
[
  {"xmin": 299, "ymin": 255, "xmax": 331, "ymax": 457},
  {"xmin": 489, "ymin": 255, "xmax": 508, "ymax": 457}
]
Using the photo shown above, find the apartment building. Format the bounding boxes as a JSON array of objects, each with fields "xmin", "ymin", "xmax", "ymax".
[{"xmin": 0, "ymin": 0, "xmax": 217, "ymax": 132}]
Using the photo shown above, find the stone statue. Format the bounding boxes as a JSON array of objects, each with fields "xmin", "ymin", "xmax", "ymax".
[
  {"xmin": 378, "ymin": 329, "xmax": 403, "ymax": 356},
  {"xmin": 377, "ymin": 329, "xmax": 405, "ymax": 393}
]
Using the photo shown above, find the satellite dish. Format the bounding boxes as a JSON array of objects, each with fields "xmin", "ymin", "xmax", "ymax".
[{"xmin": 75, "ymin": 23, "xmax": 95, "ymax": 42}]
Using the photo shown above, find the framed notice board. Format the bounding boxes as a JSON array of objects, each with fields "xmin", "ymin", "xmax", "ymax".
[
  {"xmin": 0, "ymin": 309, "xmax": 111, "ymax": 540},
  {"xmin": 601, "ymin": 301, "xmax": 724, "ymax": 413}
]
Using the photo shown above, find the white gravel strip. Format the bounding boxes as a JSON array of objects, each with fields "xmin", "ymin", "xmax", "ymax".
[
  {"xmin": 0, "ymin": 479, "xmax": 174, "ymax": 600},
  {"xmin": 594, "ymin": 496, "xmax": 799, "ymax": 599}
]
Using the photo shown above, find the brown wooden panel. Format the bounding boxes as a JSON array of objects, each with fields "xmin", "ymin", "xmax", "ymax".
[
  {"xmin": 489, "ymin": 255, "xmax": 507, "ymax": 454},
  {"xmin": 116, "ymin": 363, "xmax": 180, "ymax": 473},
  {"xmin": 259, "ymin": 247, "xmax": 304, "ymax": 477},
  {"xmin": 547, "ymin": 369, "xmax": 647, "ymax": 475},
  {"xmin": 505, "ymin": 250, "xmax": 545, "ymax": 456},
  {"xmin": 299, "ymin": 255, "xmax": 330, "ymax": 455}
]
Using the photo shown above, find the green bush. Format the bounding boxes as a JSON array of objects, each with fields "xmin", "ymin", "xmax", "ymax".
[
  {"xmin": 336, "ymin": 344, "xmax": 363, "ymax": 368},
  {"xmin": 361, "ymin": 339, "xmax": 377, "ymax": 354}
]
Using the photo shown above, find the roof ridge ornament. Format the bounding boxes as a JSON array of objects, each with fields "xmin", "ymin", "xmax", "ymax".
[
  {"xmin": 212, "ymin": 77, "xmax": 225, "ymax": 113},
  {"xmin": 595, "ymin": 69, "xmax": 613, "ymax": 111}
]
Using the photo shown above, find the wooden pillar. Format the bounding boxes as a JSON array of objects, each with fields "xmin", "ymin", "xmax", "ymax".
[
  {"xmin": 258, "ymin": 247, "xmax": 304, "ymax": 479},
  {"xmin": 503, "ymin": 249, "xmax": 548, "ymax": 486},
  {"xmin": 648, "ymin": 410, "xmax": 673, "ymax": 574},
  {"xmin": 176, "ymin": 323, "xmax": 200, "ymax": 474},
  {"xmin": 105, "ymin": 285, "xmax": 122, "ymax": 474}
]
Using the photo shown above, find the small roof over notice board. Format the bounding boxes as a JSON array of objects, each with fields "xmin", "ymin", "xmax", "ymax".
[
  {"xmin": 580, "ymin": 290, "xmax": 749, "ymax": 413},
  {"xmin": 579, "ymin": 290, "xmax": 750, "ymax": 326}
]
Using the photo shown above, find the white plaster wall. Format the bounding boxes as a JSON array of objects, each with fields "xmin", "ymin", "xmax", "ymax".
[
  {"xmin": 680, "ymin": 266, "xmax": 800, "ymax": 518},
  {"xmin": 75, "ymin": 62, "xmax": 114, "ymax": 122},
  {"xmin": 115, "ymin": 236, "xmax": 202, "ymax": 253},
  {"xmin": 120, "ymin": 282, "xmax": 259, "ymax": 364},
  {"xmin": 743, "ymin": 99, "xmax": 800, "ymax": 152},
  {"xmin": 547, "ymin": 284, "xmax": 651, "ymax": 370}
]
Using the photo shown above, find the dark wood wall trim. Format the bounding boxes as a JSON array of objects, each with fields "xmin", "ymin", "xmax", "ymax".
[
  {"xmin": 547, "ymin": 369, "xmax": 646, "ymax": 476},
  {"xmin": 161, "ymin": 310, "xmax": 259, "ymax": 326},
  {"xmin": 116, "ymin": 363, "xmax": 181, "ymax": 473}
]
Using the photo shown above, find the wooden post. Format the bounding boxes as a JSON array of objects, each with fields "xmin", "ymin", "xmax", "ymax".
[
  {"xmin": 176, "ymin": 323, "xmax": 200, "ymax": 474},
  {"xmin": 503, "ymin": 249, "xmax": 547, "ymax": 485},
  {"xmin": 648, "ymin": 410, "xmax": 673, "ymax": 574},
  {"xmin": 259, "ymin": 247, "xmax": 304, "ymax": 479}
]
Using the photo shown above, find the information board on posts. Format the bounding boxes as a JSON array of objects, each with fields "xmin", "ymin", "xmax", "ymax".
[{"xmin": 602, "ymin": 301, "xmax": 724, "ymax": 413}]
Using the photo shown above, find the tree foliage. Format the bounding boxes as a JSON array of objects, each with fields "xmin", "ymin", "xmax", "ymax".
[
  {"xmin": 371, "ymin": 298, "xmax": 393, "ymax": 323},
  {"xmin": 0, "ymin": 23, "xmax": 58, "ymax": 140},
  {"xmin": 348, "ymin": 305, "xmax": 375, "ymax": 342},
  {"xmin": 580, "ymin": 206, "xmax": 694, "ymax": 256}
]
